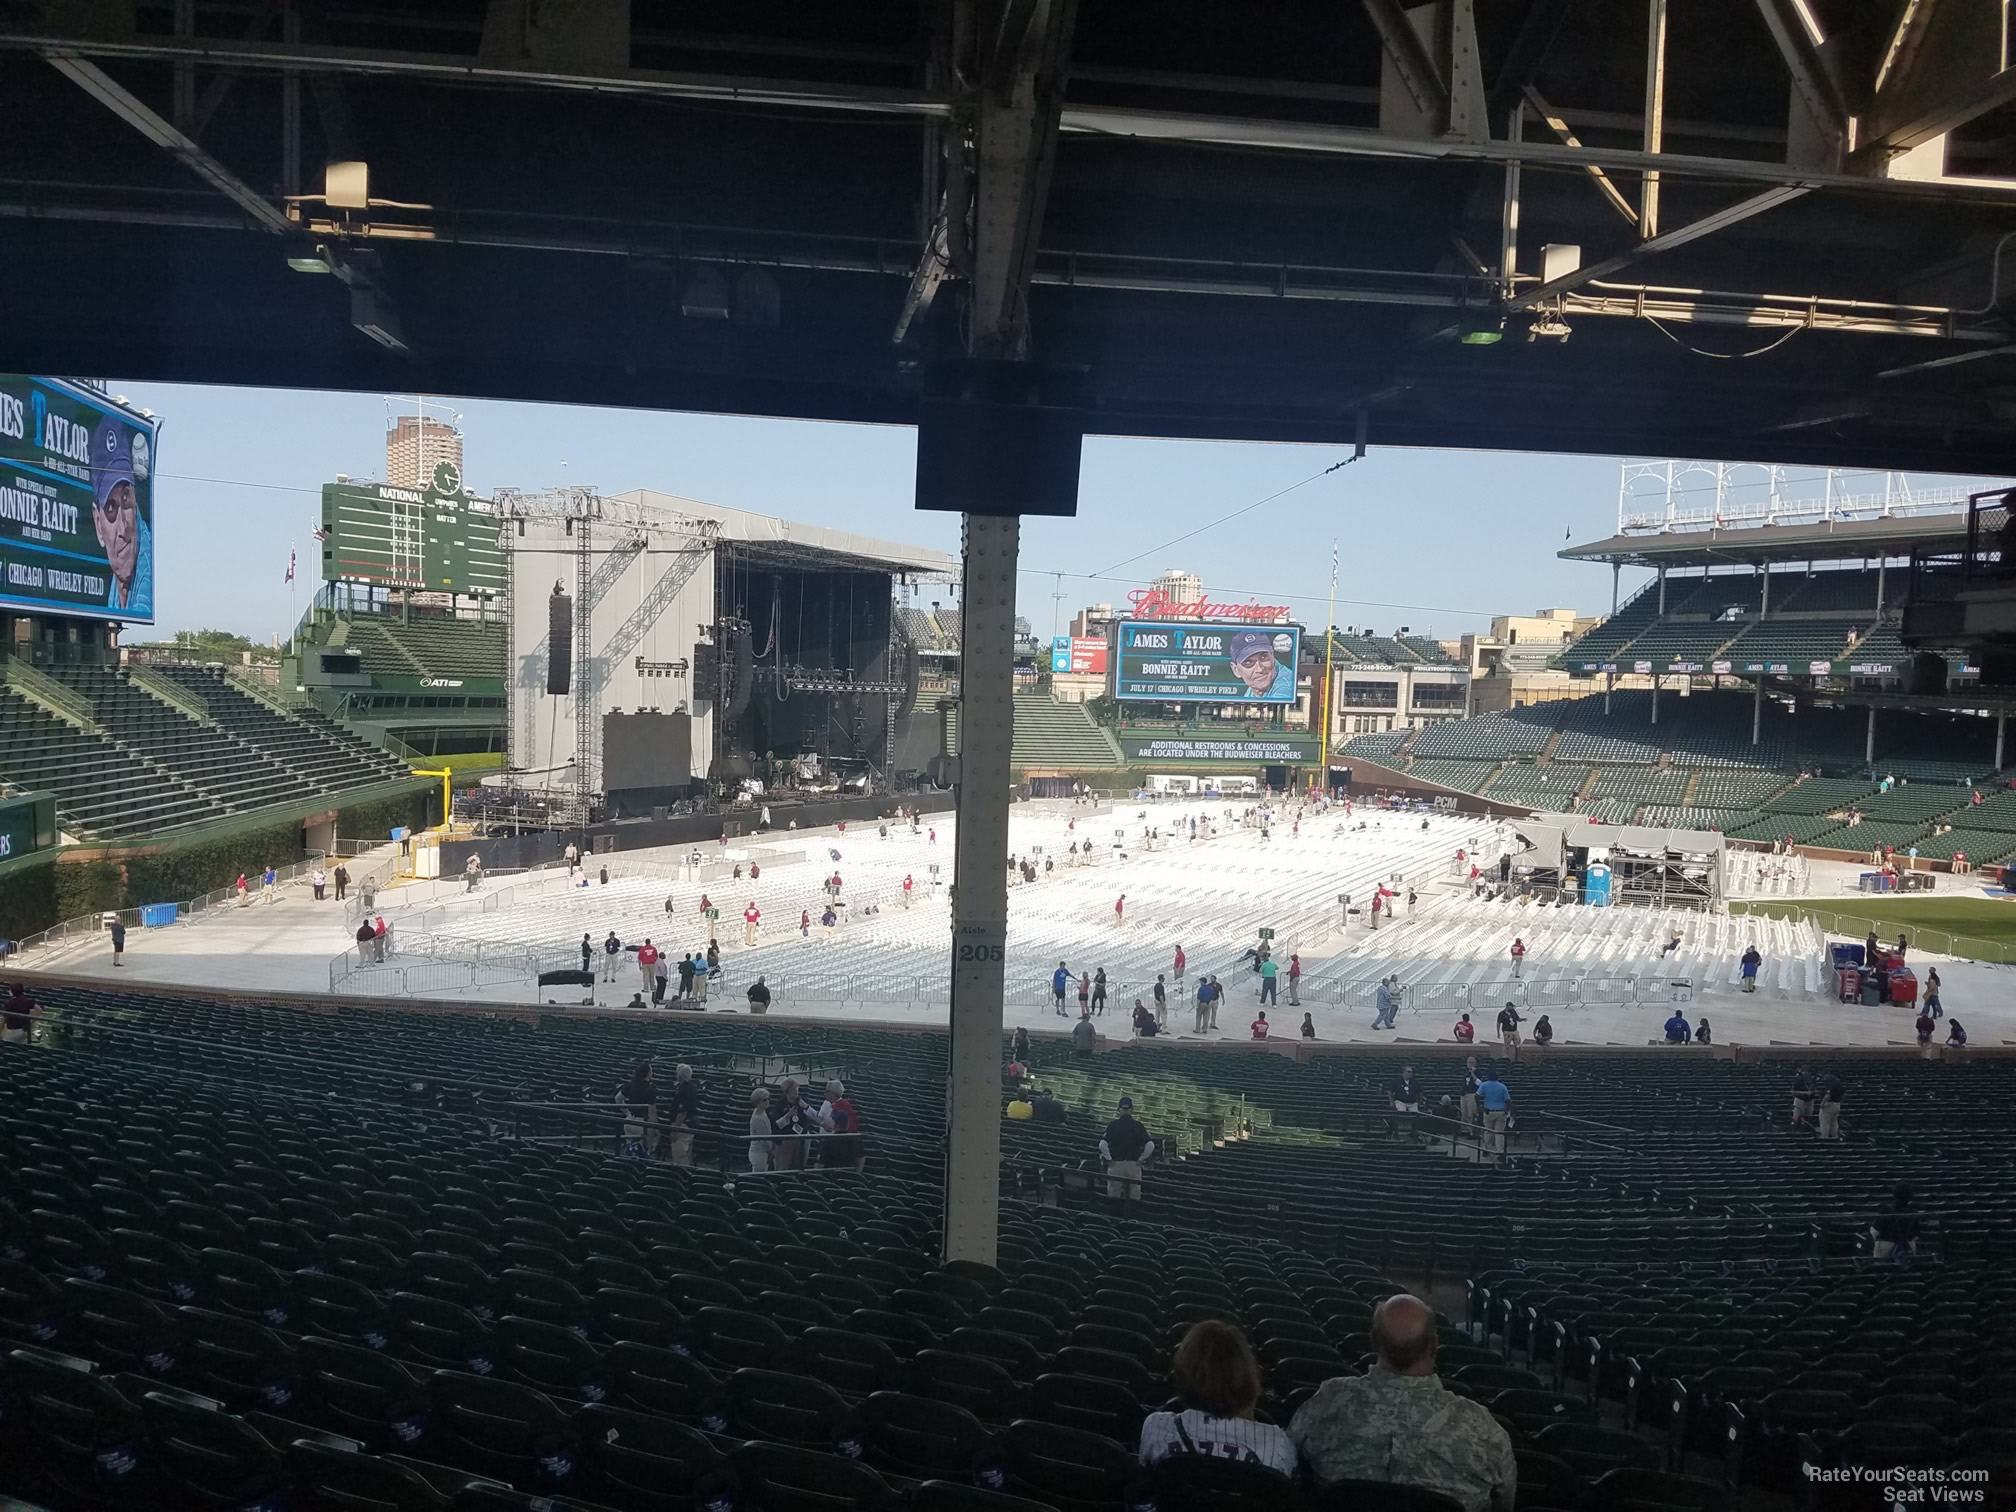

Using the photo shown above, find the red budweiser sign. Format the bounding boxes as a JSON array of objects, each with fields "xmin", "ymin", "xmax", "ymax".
[{"xmin": 1125, "ymin": 588, "xmax": 1293, "ymax": 623}]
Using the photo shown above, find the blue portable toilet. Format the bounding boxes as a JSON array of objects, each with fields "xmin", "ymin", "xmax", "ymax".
[{"xmin": 1583, "ymin": 860, "xmax": 1614, "ymax": 907}]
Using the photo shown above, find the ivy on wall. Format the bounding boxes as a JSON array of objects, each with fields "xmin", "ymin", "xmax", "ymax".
[{"xmin": 0, "ymin": 786, "xmax": 431, "ymax": 942}]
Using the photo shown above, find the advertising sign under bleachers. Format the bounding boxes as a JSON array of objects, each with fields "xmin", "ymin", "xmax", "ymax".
[
  {"xmin": 1115, "ymin": 619, "xmax": 1301, "ymax": 703},
  {"xmin": 0, "ymin": 377, "xmax": 158, "ymax": 622},
  {"xmin": 1119, "ymin": 732, "xmax": 1318, "ymax": 763}
]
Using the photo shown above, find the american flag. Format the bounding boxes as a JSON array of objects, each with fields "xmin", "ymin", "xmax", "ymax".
[{"xmin": 284, "ymin": 549, "xmax": 295, "ymax": 584}]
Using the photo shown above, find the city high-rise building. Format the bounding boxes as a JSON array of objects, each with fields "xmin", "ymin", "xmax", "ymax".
[
  {"xmin": 386, "ymin": 414, "xmax": 464, "ymax": 490},
  {"xmin": 1151, "ymin": 568, "xmax": 1202, "ymax": 607}
]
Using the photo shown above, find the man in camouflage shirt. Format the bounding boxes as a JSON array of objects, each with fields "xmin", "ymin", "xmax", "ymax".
[{"xmin": 1287, "ymin": 1294, "xmax": 1515, "ymax": 1512}]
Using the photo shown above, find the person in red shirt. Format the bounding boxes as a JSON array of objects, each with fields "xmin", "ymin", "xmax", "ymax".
[
  {"xmin": 1114, "ymin": 894, "xmax": 1126, "ymax": 927},
  {"xmin": 800, "ymin": 909, "xmax": 810, "ymax": 938},
  {"xmin": 1452, "ymin": 1012, "xmax": 1475, "ymax": 1042},
  {"xmin": 902, "ymin": 874, "xmax": 915, "ymax": 908},
  {"xmin": 698, "ymin": 892, "xmax": 711, "ymax": 918},
  {"xmin": 1287, "ymin": 953, "xmax": 1302, "ymax": 1006},
  {"xmin": 743, "ymin": 902, "xmax": 761, "ymax": 946},
  {"xmin": 1173, "ymin": 944, "xmax": 1186, "ymax": 983},
  {"xmin": 636, "ymin": 939, "xmax": 660, "ymax": 998},
  {"xmin": 1510, "ymin": 938, "xmax": 1526, "ymax": 978},
  {"xmin": 1250, "ymin": 1010, "xmax": 1270, "ymax": 1040},
  {"xmin": 1370, "ymin": 892, "xmax": 1383, "ymax": 930}
]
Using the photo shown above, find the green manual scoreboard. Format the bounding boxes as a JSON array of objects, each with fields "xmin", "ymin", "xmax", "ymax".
[{"xmin": 321, "ymin": 462, "xmax": 506, "ymax": 596}]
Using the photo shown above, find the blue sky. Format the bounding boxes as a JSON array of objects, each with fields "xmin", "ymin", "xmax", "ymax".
[{"xmin": 113, "ymin": 379, "xmax": 1993, "ymax": 645}]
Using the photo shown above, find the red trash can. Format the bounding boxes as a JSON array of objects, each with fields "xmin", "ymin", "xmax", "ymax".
[{"xmin": 1889, "ymin": 968, "xmax": 1918, "ymax": 1007}]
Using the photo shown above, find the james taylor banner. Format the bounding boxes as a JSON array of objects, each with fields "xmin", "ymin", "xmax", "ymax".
[
  {"xmin": 0, "ymin": 377, "xmax": 157, "ymax": 621},
  {"xmin": 1116, "ymin": 620, "xmax": 1301, "ymax": 703}
]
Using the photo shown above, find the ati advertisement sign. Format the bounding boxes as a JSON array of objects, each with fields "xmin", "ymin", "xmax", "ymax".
[
  {"xmin": 322, "ymin": 466, "xmax": 507, "ymax": 595},
  {"xmin": 0, "ymin": 377, "xmax": 158, "ymax": 622},
  {"xmin": 1120, "ymin": 733, "xmax": 1319, "ymax": 764},
  {"xmin": 1050, "ymin": 636, "xmax": 1109, "ymax": 675},
  {"xmin": 1116, "ymin": 620, "xmax": 1302, "ymax": 703}
]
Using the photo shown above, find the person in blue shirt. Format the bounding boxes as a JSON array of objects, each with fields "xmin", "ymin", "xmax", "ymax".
[
  {"xmin": 1227, "ymin": 630, "xmax": 1296, "ymax": 701},
  {"xmin": 1663, "ymin": 1010, "xmax": 1692, "ymax": 1043},
  {"xmin": 1052, "ymin": 961, "xmax": 1071, "ymax": 1018},
  {"xmin": 1476, "ymin": 1074, "xmax": 1512, "ymax": 1158}
]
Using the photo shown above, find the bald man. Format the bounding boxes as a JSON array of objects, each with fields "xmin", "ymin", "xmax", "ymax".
[{"xmin": 1287, "ymin": 1295, "xmax": 1515, "ymax": 1512}]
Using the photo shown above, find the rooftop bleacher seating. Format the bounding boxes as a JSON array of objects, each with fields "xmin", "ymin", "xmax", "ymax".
[
  {"xmin": 1399, "ymin": 637, "xmax": 1459, "ymax": 666},
  {"xmin": 1012, "ymin": 695, "xmax": 1122, "ymax": 769}
]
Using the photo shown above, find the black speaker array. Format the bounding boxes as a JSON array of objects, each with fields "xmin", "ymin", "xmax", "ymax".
[
  {"xmin": 729, "ymin": 621, "xmax": 757, "ymax": 720},
  {"xmin": 547, "ymin": 591, "xmax": 573, "ymax": 695},
  {"xmin": 1905, "ymin": 652, "xmax": 1948, "ymax": 697}
]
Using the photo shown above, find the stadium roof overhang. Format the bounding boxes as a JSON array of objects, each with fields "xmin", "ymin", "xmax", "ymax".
[
  {"xmin": 8, "ymin": 3, "xmax": 2016, "ymax": 473},
  {"xmin": 1561, "ymin": 513, "xmax": 1979, "ymax": 569}
]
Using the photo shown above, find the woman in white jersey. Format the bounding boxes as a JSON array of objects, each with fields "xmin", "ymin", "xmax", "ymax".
[{"xmin": 1137, "ymin": 1320, "xmax": 1298, "ymax": 1476}]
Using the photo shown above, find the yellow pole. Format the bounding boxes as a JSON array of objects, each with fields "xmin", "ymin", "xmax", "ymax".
[
  {"xmin": 413, "ymin": 767, "xmax": 454, "ymax": 828},
  {"xmin": 1316, "ymin": 541, "xmax": 1338, "ymax": 788}
]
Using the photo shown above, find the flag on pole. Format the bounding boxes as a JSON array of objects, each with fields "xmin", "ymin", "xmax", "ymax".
[
  {"xmin": 310, "ymin": 526, "xmax": 330, "ymax": 542},
  {"xmin": 284, "ymin": 549, "xmax": 296, "ymax": 584}
]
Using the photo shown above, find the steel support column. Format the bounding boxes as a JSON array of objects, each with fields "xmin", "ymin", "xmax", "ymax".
[
  {"xmin": 941, "ymin": 0, "xmax": 1076, "ymax": 1269},
  {"xmin": 1877, "ymin": 560, "xmax": 1887, "ymax": 612},
  {"xmin": 1657, "ymin": 565, "xmax": 1667, "ymax": 613},
  {"xmin": 1641, "ymin": 0, "xmax": 1667, "ymax": 238},
  {"xmin": 1997, "ymin": 711, "xmax": 2006, "ymax": 770},
  {"xmin": 1611, "ymin": 562, "xmax": 1621, "ymax": 616},
  {"xmin": 1651, "ymin": 674, "xmax": 1659, "ymax": 725},
  {"xmin": 1866, "ymin": 704, "xmax": 1877, "ymax": 766},
  {"xmin": 943, "ymin": 513, "xmax": 1018, "ymax": 1264},
  {"xmin": 1753, "ymin": 675, "xmax": 1763, "ymax": 745},
  {"xmin": 1760, "ymin": 562, "xmax": 1769, "ymax": 616},
  {"xmin": 1499, "ymin": 101, "xmax": 1522, "ymax": 295}
]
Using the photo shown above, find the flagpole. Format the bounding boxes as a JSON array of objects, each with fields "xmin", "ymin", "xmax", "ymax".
[{"xmin": 1317, "ymin": 540, "xmax": 1338, "ymax": 790}]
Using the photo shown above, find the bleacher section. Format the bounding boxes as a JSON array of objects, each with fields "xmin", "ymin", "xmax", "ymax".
[
  {"xmin": 0, "ymin": 666, "xmax": 412, "ymax": 841},
  {"xmin": 1410, "ymin": 712, "xmax": 1551, "ymax": 761},
  {"xmin": 337, "ymin": 616, "xmax": 508, "ymax": 681},
  {"xmin": 1344, "ymin": 694, "xmax": 2008, "ymax": 850},
  {"xmin": 1012, "ymin": 694, "xmax": 1122, "ymax": 769},
  {"xmin": 153, "ymin": 667, "xmax": 412, "ymax": 793},
  {"xmin": 10, "ymin": 987, "xmax": 2015, "ymax": 1512},
  {"xmin": 1556, "ymin": 568, "xmax": 1937, "ymax": 683},
  {"xmin": 1551, "ymin": 582, "xmax": 1660, "ymax": 664},
  {"xmin": 0, "ymin": 688, "xmax": 222, "ymax": 839},
  {"xmin": 1718, "ymin": 619, "xmax": 1862, "ymax": 665},
  {"xmin": 1483, "ymin": 764, "xmax": 1591, "ymax": 806}
]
